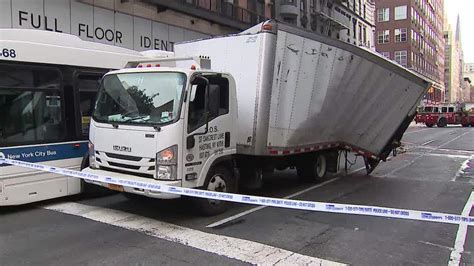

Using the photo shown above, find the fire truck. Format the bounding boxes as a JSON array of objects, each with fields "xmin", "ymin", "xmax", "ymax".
[{"xmin": 415, "ymin": 103, "xmax": 474, "ymax": 127}]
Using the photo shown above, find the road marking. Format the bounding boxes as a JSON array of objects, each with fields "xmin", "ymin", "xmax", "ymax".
[
  {"xmin": 421, "ymin": 140, "xmax": 435, "ymax": 146},
  {"xmin": 207, "ymin": 166, "xmax": 366, "ymax": 228},
  {"xmin": 405, "ymin": 146, "xmax": 474, "ymax": 154},
  {"xmin": 418, "ymin": 241, "xmax": 453, "ymax": 251},
  {"xmin": 452, "ymin": 155, "xmax": 474, "ymax": 181},
  {"xmin": 404, "ymin": 152, "xmax": 471, "ymax": 160},
  {"xmin": 383, "ymin": 130, "xmax": 472, "ymax": 177},
  {"xmin": 207, "ymin": 178, "xmax": 340, "ymax": 228},
  {"xmin": 449, "ymin": 191, "xmax": 474, "ymax": 266},
  {"xmin": 42, "ymin": 202, "xmax": 344, "ymax": 266}
]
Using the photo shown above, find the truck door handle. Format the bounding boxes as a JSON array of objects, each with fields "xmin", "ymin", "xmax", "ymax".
[{"xmin": 225, "ymin": 132, "xmax": 230, "ymax": 148}]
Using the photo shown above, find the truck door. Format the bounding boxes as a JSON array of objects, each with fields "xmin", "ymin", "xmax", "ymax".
[{"xmin": 183, "ymin": 74, "xmax": 233, "ymax": 186}]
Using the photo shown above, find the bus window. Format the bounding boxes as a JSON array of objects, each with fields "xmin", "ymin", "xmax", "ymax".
[
  {"xmin": 448, "ymin": 107, "xmax": 454, "ymax": 112},
  {"xmin": 76, "ymin": 73, "xmax": 104, "ymax": 137},
  {"xmin": 433, "ymin": 107, "xmax": 439, "ymax": 112},
  {"xmin": 441, "ymin": 107, "xmax": 447, "ymax": 113},
  {"xmin": 0, "ymin": 64, "xmax": 64, "ymax": 146},
  {"xmin": 424, "ymin": 107, "xmax": 433, "ymax": 112}
]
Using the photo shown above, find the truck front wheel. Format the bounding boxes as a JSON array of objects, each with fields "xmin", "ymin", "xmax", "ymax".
[
  {"xmin": 297, "ymin": 154, "xmax": 327, "ymax": 182},
  {"xmin": 195, "ymin": 166, "xmax": 235, "ymax": 216}
]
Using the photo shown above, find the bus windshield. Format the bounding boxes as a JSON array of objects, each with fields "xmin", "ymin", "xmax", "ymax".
[{"xmin": 93, "ymin": 72, "xmax": 186, "ymax": 125}]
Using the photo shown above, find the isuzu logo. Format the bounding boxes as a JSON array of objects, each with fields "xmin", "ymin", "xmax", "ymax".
[{"xmin": 113, "ymin": 145, "xmax": 132, "ymax": 152}]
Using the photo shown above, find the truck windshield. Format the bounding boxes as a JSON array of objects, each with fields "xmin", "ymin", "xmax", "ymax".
[{"xmin": 93, "ymin": 72, "xmax": 186, "ymax": 125}]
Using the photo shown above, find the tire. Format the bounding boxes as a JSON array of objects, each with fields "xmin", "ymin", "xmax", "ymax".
[
  {"xmin": 80, "ymin": 154, "xmax": 89, "ymax": 170},
  {"xmin": 437, "ymin": 118, "xmax": 447, "ymax": 128},
  {"xmin": 195, "ymin": 166, "xmax": 235, "ymax": 216},
  {"xmin": 297, "ymin": 154, "xmax": 327, "ymax": 182}
]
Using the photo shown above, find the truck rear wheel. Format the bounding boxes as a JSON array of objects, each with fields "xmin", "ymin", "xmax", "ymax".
[
  {"xmin": 195, "ymin": 166, "xmax": 235, "ymax": 216},
  {"xmin": 297, "ymin": 154, "xmax": 327, "ymax": 182},
  {"xmin": 437, "ymin": 118, "xmax": 447, "ymax": 128}
]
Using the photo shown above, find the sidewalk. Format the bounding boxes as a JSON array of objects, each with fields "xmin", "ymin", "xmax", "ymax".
[{"xmin": 408, "ymin": 121, "xmax": 425, "ymax": 128}]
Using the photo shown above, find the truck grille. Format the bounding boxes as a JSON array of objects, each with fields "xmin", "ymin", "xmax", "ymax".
[
  {"xmin": 95, "ymin": 151, "xmax": 155, "ymax": 178},
  {"xmin": 105, "ymin": 152, "xmax": 142, "ymax": 161}
]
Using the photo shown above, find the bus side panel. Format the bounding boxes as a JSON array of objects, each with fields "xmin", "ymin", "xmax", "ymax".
[
  {"xmin": 0, "ymin": 169, "xmax": 69, "ymax": 206},
  {"xmin": 0, "ymin": 159, "xmax": 83, "ymax": 206},
  {"xmin": 0, "ymin": 143, "xmax": 87, "ymax": 206}
]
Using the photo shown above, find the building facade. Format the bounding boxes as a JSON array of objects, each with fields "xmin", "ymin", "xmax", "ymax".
[
  {"xmin": 464, "ymin": 63, "xmax": 474, "ymax": 102},
  {"xmin": 0, "ymin": 0, "xmax": 271, "ymax": 51},
  {"xmin": 374, "ymin": 0, "xmax": 445, "ymax": 104},
  {"xmin": 465, "ymin": 62, "xmax": 474, "ymax": 73},
  {"xmin": 461, "ymin": 77, "xmax": 471, "ymax": 103},
  {"xmin": 444, "ymin": 15, "xmax": 464, "ymax": 103},
  {"xmin": 274, "ymin": 0, "xmax": 376, "ymax": 50}
]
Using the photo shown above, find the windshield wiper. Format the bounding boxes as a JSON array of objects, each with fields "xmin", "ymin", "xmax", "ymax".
[{"xmin": 123, "ymin": 115, "xmax": 150, "ymax": 122}]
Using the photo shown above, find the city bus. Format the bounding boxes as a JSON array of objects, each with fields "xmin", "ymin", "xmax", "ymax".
[{"xmin": 0, "ymin": 29, "xmax": 145, "ymax": 206}]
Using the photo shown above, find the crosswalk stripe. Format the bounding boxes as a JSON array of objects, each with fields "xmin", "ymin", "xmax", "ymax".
[{"xmin": 43, "ymin": 202, "xmax": 344, "ymax": 265}]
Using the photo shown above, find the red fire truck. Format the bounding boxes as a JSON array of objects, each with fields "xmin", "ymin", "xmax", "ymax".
[{"xmin": 415, "ymin": 103, "xmax": 474, "ymax": 127}]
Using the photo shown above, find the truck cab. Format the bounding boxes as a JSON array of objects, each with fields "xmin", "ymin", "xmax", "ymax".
[{"xmin": 82, "ymin": 57, "xmax": 238, "ymax": 215}]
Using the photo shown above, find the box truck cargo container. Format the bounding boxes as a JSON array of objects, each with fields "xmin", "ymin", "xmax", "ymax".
[{"xmin": 82, "ymin": 21, "xmax": 432, "ymax": 215}]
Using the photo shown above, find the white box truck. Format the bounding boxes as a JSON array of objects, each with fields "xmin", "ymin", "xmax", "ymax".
[{"xmin": 82, "ymin": 21, "xmax": 431, "ymax": 215}]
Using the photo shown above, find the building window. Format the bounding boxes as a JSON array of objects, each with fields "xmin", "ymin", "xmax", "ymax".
[
  {"xmin": 377, "ymin": 8, "xmax": 389, "ymax": 22},
  {"xmin": 283, "ymin": 17, "xmax": 296, "ymax": 24},
  {"xmin": 395, "ymin": 5, "xmax": 407, "ymax": 20},
  {"xmin": 300, "ymin": 0, "xmax": 306, "ymax": 11},
  {"xmin": 363, "ymin": 26, "xmax": 367, "ymax": 44},
  {"xmin": 380, "ymin": 52, "xmax": 390, "ymax": 59},
  {"xmin": 395, "ymin": 28, "xmax": 407, "ymax": 42},
  {"xmin": 282, "ymin": 0, "xmax": 297, "ymax": 6},
  {"xmin": 395, "ymin": 50, "xmax": 407, "ymax": 66},
  {"xmin": 377, "ymin": 30, "xmax": 390, "ymax": 44}
]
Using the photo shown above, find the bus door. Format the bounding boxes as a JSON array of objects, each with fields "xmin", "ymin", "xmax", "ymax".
[{"xmin": 74, "ymin": 72, "xmax": 107, "ymax": 139}]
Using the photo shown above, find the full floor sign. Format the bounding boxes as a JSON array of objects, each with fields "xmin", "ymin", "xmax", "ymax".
[{"xmin": 1, "ymin": 157, "xmax": 473, "ymax": 227}]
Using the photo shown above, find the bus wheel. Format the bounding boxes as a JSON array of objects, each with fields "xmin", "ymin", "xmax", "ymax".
[
  {"xmin": 297, "ymin": 154, "xmax": 327, "ymax": 182},
  {"xmin": 437, "ymin": 118, "xmax": 447, "ymax": 128},
  {"xmin": 195, "ymin": 166, "xmax": 235, "ymax": 216}
]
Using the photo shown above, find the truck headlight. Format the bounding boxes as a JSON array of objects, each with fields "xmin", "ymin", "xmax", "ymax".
[
  {"xmin": 157, "ymin": 165, "xmax": 175, "ymax": 180},
  {"xmin": 156, "ymin": 145, "xmax": 178, "ymax": 180},
  {"xmin": 88, "ymin": 141, "xmax": 98, "ymax": 169}
]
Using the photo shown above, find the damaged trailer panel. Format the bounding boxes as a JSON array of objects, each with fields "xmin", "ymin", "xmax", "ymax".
[{"xmin": 175, "ymin": 21, "xmax": 431, "ymax": 162}]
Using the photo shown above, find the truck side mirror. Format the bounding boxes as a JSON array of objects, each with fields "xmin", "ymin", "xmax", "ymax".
[{"xmin": 186, "ymin": 135, "xmax": 195, "ymax": 149}]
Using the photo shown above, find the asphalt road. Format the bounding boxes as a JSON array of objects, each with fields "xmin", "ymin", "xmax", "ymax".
[{"xmin": 1, "ymin": 125, "xmax": 473, "ymax": 265}]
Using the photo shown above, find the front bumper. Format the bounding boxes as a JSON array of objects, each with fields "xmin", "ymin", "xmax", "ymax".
[{"xmin": 82, "ymin": 167, "xmax": 181, "ymax": 199}]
